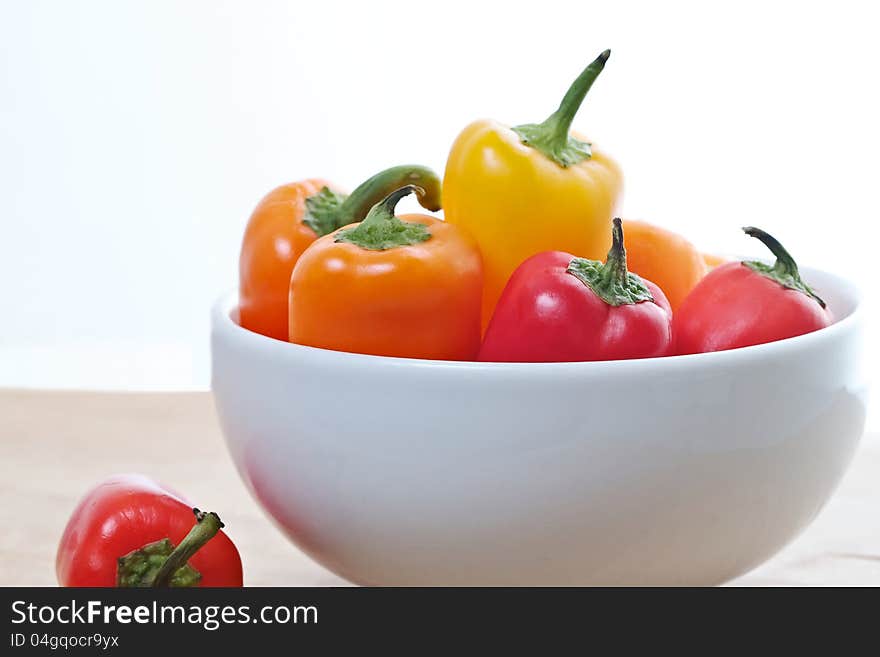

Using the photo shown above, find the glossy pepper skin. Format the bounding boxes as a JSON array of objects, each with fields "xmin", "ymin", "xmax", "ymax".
[
  {"xmin": 675, "ymin": 227, "xmax": 832, "ymax": 354},
  {"xmin": 289, "ymin": 185, "xmax": 483, "ymax": 360},
  {"xmin": 239, "ymin": 165, "xmax": 442, "ymax": 340},
  {"xmin": 621, "ymin": 219, "xmax": 707, "ymax": 312},
  {"xmin": 480, "ymin": 219, "xmax": 672, "ymax": 362},
  {"xmin": 57, "ymin": 475, "xmax": 242, "ymax": 587},
  {"xmin": 444, "ymin": 50, "xmax": 623, "ymax": 330}
]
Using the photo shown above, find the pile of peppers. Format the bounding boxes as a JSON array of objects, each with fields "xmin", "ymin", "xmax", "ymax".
[
  {"xmin": 238, "ymin": 48, "xmax": 831, "ymax": 361},
  {"xmin": 56, "ymin": 48, "xmax": 834, "ymax": 590}
]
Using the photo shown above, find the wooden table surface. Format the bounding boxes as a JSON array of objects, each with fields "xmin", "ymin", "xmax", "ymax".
[{"xmin": 2, "ymin": 389, "xmax": 878, "ymax": 587}]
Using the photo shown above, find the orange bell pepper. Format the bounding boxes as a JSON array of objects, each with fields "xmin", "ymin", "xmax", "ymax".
[
  {"xmin": 239, "ymin": 165, "xmax": 441, "ymax": 340},
  {"xmin": 620, "ymin": 219, "xmax": 707, "ymax": 312},
  {"xmin": 289, "ymin": 186, "xmax": 483, "ymax": 360}
]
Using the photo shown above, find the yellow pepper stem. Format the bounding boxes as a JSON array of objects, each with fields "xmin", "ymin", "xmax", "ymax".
[{"xmin": 512, "ymin": 49, "xmax": 611, "ymax": 168}]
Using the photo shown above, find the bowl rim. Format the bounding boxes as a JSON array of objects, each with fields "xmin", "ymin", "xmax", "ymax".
[{"xmin": 212, "ymin": 264, "xmax": 863, "ymax": 376}]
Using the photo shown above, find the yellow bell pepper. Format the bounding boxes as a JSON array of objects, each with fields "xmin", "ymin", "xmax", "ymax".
[{"xmin": 443, "ymin": 50, "xmax": 624, "ymax": 329}]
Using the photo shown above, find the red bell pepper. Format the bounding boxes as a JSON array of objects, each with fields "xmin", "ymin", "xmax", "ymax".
[
  {"xmin": 479, "ymin": 218, "xmax": 673, "ymax": 362},
  {"xmin": 674, "ymin": 227, "xmax": 832, "ymax": 354},
  {"xmin": 57, "ymin": 474, "xmax": 243, "ymax": 587}
]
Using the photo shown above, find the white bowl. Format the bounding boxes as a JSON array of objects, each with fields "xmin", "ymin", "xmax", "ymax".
[{"xmin": 211, "ymin": 267, "xmax": 868, "ymax": 585}]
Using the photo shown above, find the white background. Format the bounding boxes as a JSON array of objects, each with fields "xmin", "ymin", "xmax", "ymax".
[{"xmin": 1, "ymin": 1, "xmax": 878, "ymax": 415}]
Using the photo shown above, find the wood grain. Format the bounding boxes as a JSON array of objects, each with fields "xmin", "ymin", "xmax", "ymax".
[{"xmin": 1, "ymin": 390, "xmax": 877, "ymax": 586}]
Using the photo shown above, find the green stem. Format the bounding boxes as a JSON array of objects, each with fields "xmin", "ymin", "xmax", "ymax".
[
  {"xmin": 303, "ymin": 165, "xmax": 441, "ymax": 237},
  {"xmin": 339, "ymin": 165, "xmax": 441, "ymax": 223},
  {"xmin": 543, "ymin": 49, "xmax": 610, "ymax": 151},
  {"xmin": 361, "ymin": 186, "xmax": 416, "ymax": 228},
  {"xmin": 334, "ymin": 185, "xmax": 432, "ymax": 251},
  {"xmin": 742, "ymin": 227, "xmax": 800, "ymax": 279},
  {"xmin": 151, "ymin": 509, "xmax": 224, "ymax": 587},
  {"xmin": 512, "ymin": 50, "xmax": 611, "ymax": 168},
  {"xmin": 742, "ymin": 227, "xmax": 826, "ymax": 308},
  {"xmin": 598, "ymin": 217, "xmax": 629, "ymax": 289},
  {"xmin": 566, "ymin": 218, "xmax": 654, "ymax": 306}
]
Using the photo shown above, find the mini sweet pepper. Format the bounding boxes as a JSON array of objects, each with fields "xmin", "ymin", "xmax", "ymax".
[
  {"xmin": 289, "ymin": 185, "xmax": 483, "ymax": 360},
  {"xmin": 443, "ymin": 50, "xmax": 623, "ymax": 329},
  {"xmin": 621, "ymin": 219, "xmax": 707, "ymax": 312},
  {"xmin": 675, "ymin": 227, "xmax": 832, "ymax": 354},
  {"xmin": 480, "ymin": 218, "xmax": 672, "ymax": 362},
  {"xmin": 57, "ymin": 474, "xmax": 242, "ymax": 587},
  {"xmin": 239, "ymin": 165, "xmax": 441, "ymax": 340}
]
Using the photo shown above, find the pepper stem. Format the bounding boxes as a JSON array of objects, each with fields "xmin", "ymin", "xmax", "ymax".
[
  {"xmin": 360, "ymin": 185, "xmax": 422, "ymax": 229},
  {"xmin": 743, "ymin": 227, "xmax": 800, "ymax": 279},
  {"xmin": 742, "ymin": 226, "xmax": 826, "ymax": 308},
  {"xmin": 337, "ymin": 165, "xmax": 441, "ymax": 225},
  {"xmin": 599, "ymin": 217, "xmax": 629, "ymax": 287},
  {"xmin": 566, "ymin": 218, "xmax": 654, "ymax": 306},
  {"xmin": 303, "ymin": 165, "xmax": 441, "ymax": 237},
  {"xmin": 150, "ymin": 509, "xmax": 224, "ymax": 587},
  {"xmin": 512, "ymin": 50, "xmax": 611, "ymax": 168},
  {"xmin": 334, "ymin": 185, "xmax": 433, "ymax": 251},
  {"xmin": 543, "ymin": 50, "xmax": 611, "ymax": 149}
]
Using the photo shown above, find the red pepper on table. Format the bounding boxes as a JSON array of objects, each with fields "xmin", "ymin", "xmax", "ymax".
[
  {"xmin": 56, "ymin": 475, "xmax": 242, "ymax": 587},
  {"xmin": 674, "ymin": 227, "xmax": 832, "ymax": 354},
  {"xmin": 479, "ymin": 218, "xmax": 673, "ymax": 362}
]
